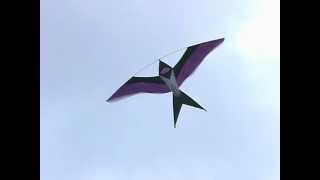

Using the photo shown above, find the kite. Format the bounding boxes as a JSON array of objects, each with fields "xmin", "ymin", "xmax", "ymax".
[{"xmin": 107, "ymin": 38, "xmax": 225, "ymax": 128}]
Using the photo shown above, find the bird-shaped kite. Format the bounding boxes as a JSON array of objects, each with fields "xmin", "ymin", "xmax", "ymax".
[{"xmin": 107, "ymin": 38, "xmax": 224, "ymax": 128}]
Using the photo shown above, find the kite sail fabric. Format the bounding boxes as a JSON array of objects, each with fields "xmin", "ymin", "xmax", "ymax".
[
  {"xmin": 107, "ymin": 38, "xmax": 224, "ymax": 128},
  {"xmin": 107, "ymin": 76, "xmax": 170, "ymax": 102},
  {"xmin": 107, "ymin": 38, "xmax": 224, "ymax": 127},
  {"xmin": 107, "ymin": 38, "xmax": 224, "ymax": 102},
  {"xmin": 173, "ymin": 38, "xmax": 224, "ymax": 86}
]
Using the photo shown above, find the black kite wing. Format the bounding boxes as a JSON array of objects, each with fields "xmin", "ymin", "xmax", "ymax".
[
  {"xmin": 173, "ymin": 38, "xmax": 224, "ymax": 86},
  {"xmin": 107, "ymin": 76, "xmax": 170, "ymax": 102}
]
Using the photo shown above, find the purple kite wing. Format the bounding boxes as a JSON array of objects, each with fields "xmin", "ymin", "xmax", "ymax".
[
  {"xmin": 173, "ymin": 38, "xmax": 224, "ymax": 86},
  {"xmin": 107, "ymin": 76, "xmax": 170, "ymax": 102}
]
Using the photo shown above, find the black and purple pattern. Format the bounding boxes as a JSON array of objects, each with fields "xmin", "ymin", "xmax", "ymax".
[
  {"xmin": 174, "ymin": 38, "xmax": 224, "ymax": 86},
  {"xmin": 107, "ymin": 38, "xmax": 224, "ymax": 102},
  {"xmin": 107, "ymin": 76, "xmax": 170, "ymax": 102}
]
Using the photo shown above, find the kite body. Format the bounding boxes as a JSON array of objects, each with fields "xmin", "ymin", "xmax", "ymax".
[{"xmin": 107, "ymin": 38, "xmax": 224, "ymax": 127}]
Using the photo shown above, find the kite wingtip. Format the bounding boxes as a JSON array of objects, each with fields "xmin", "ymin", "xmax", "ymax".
[{"xmin": 209, "ymin": 37, "xmax": 224, "ymax": 45}]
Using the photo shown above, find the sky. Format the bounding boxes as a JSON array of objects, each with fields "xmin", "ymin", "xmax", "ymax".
[{"xmin": 40, "ymin": 0, "xmax": 280, "ymax": 180}]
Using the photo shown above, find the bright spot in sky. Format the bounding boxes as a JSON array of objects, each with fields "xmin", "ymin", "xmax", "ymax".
[{"xmin": 236, "ymin": 0, "xmax": 280, "ymax": 62}]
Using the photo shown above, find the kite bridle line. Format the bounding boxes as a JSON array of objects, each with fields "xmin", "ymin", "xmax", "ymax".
[
  {"xmin": 157, "ymin": 46, "xmax": 188, "ymax": 60},
  {"xmin": 132, "ymin": 46, "xmax": 188, "ymax": 76}
]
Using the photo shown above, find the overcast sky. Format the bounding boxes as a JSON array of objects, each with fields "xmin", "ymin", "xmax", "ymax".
[{"xmin": 41, "ymin": 0, "xmax": 279, "ymax": 179}]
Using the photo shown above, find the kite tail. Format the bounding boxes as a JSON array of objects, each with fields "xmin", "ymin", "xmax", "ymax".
[{"xmin": 172, "ymin": 90, "xmax": 206, "ymax": 128}]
